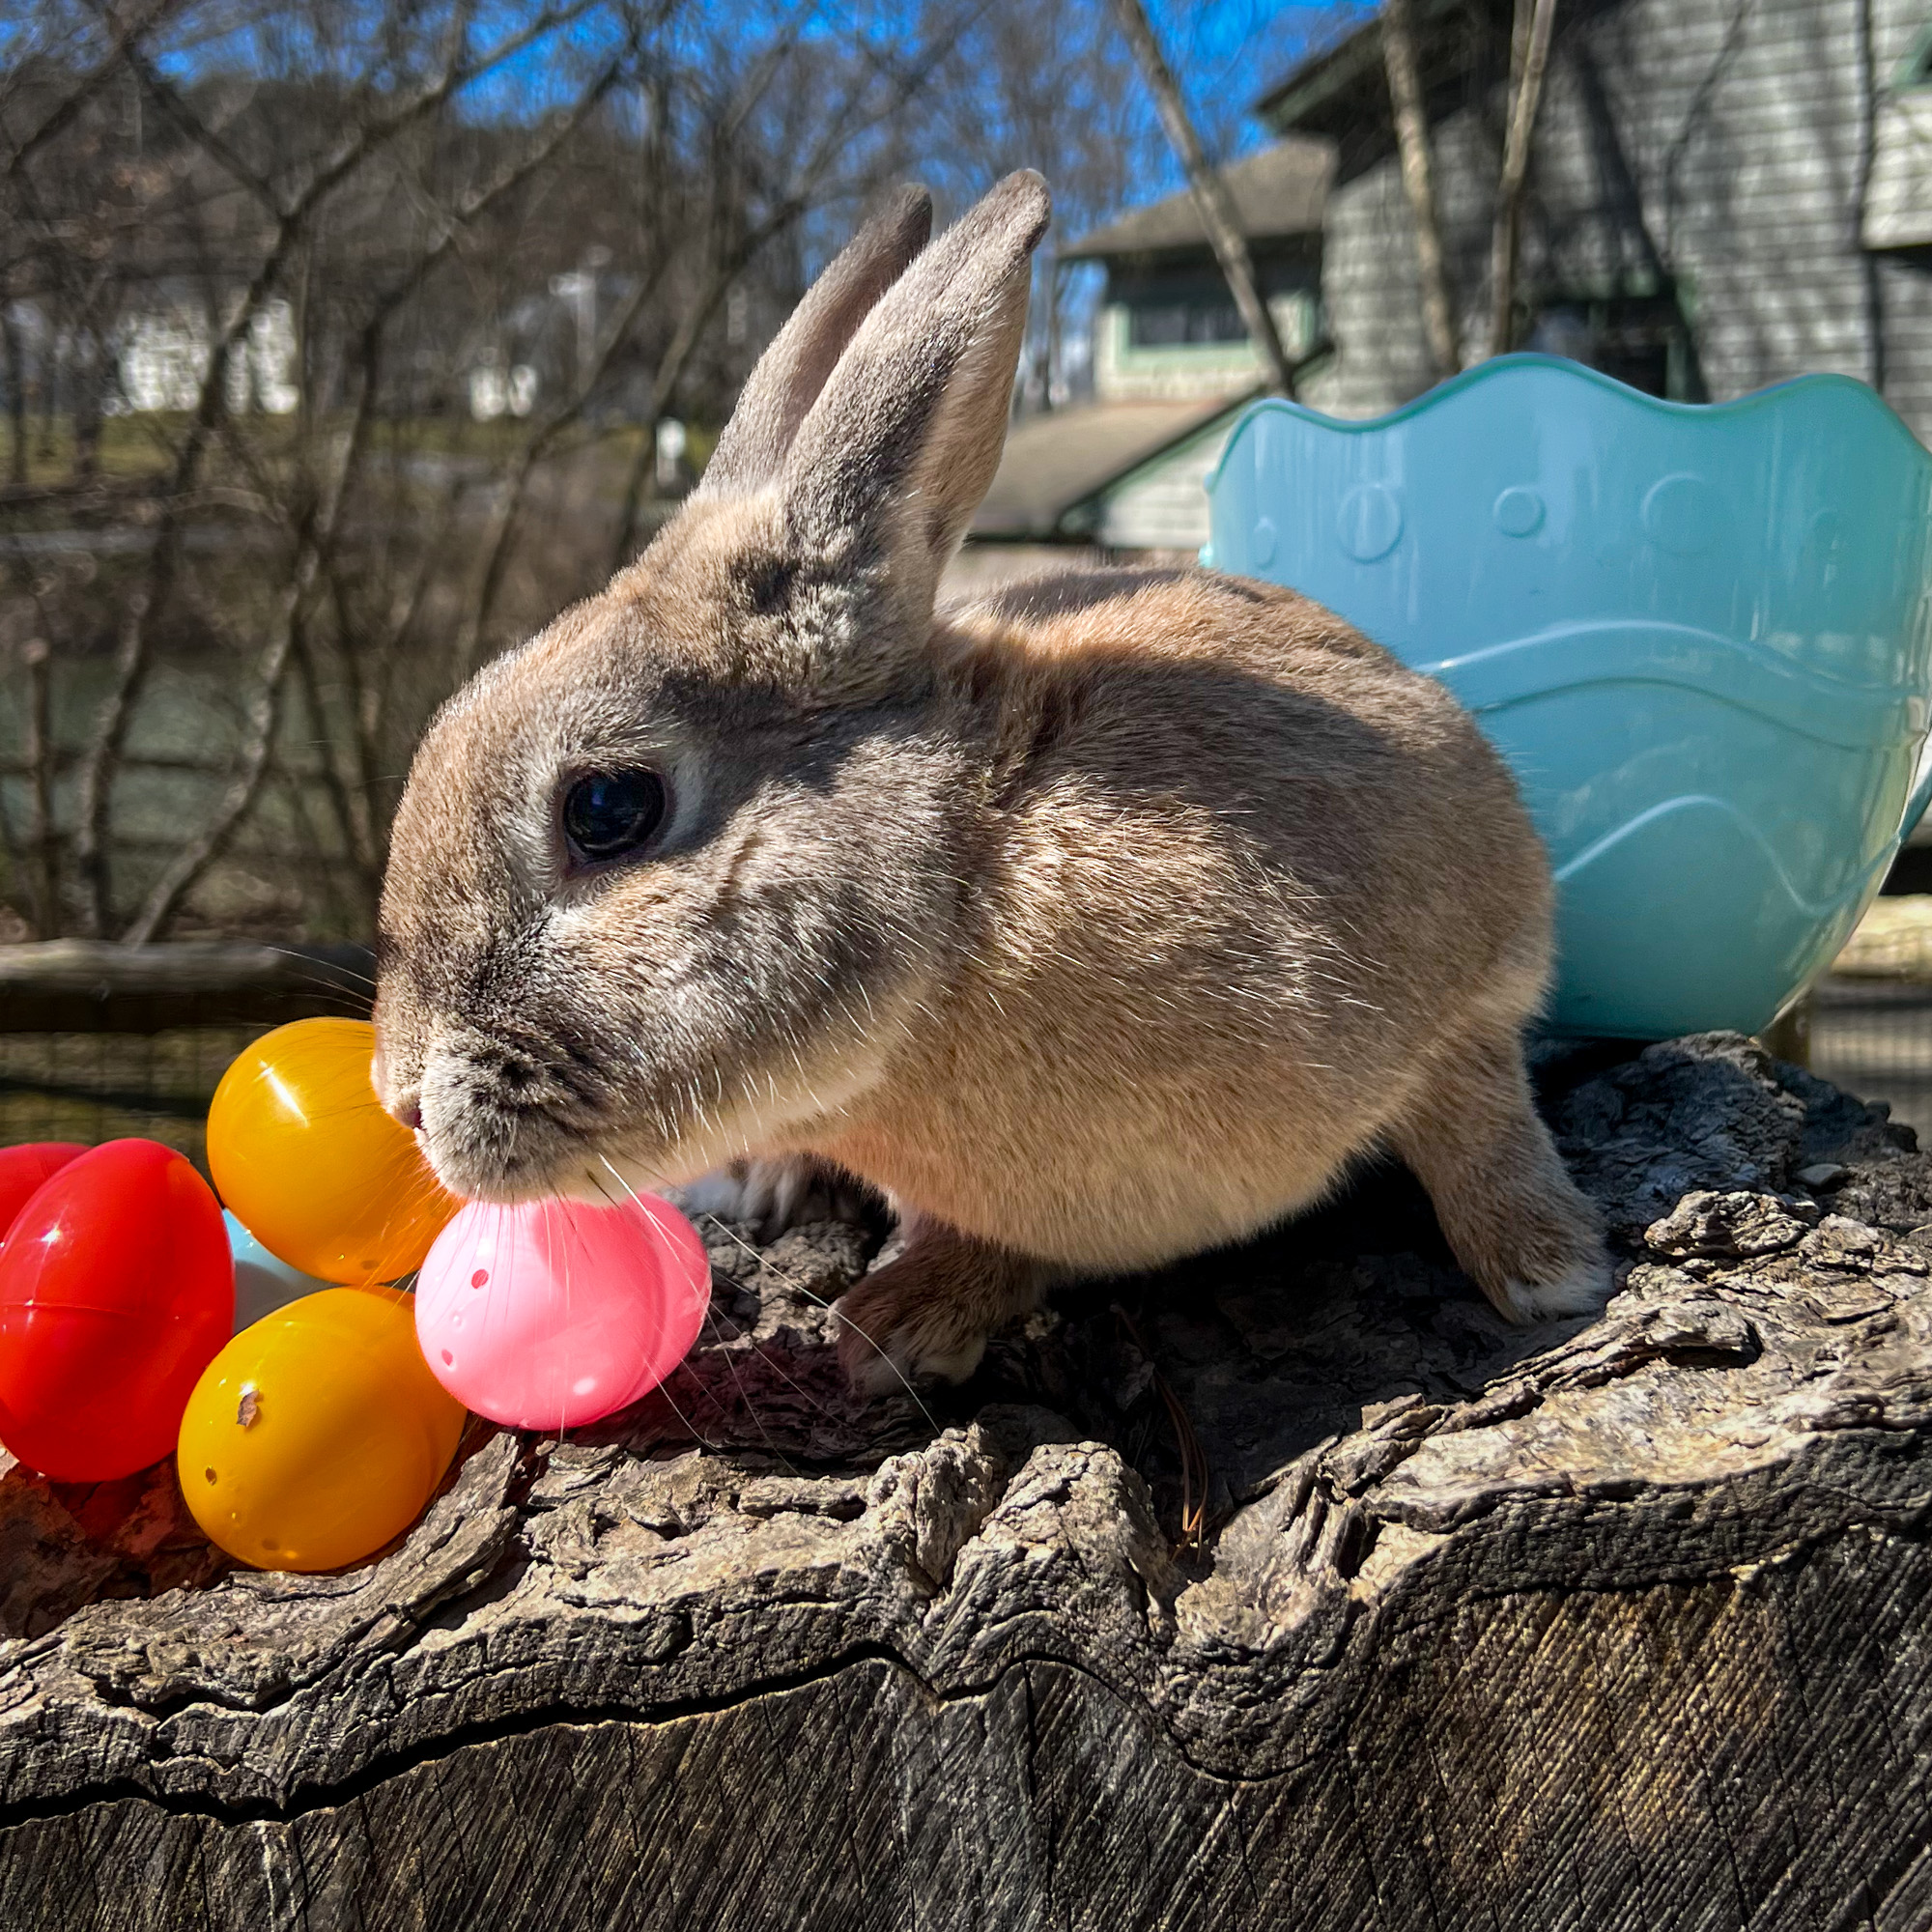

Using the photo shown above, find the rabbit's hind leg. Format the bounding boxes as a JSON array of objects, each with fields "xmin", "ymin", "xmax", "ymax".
[
  {"xmin": 836, "ymin": 1219, "xmax": 1045, "ymax": 1395},
  {"xmin": 1387, "ymin": 1027, "xmax": 1611, "ymax": 1323}
]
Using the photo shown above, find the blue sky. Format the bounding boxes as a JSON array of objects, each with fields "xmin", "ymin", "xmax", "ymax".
[
  {"xmin": 478, "ymin": 0, "xmax": 1369, "ymax": 158},
  {"xmin": 7, "ymin": 0, "xmax": 1373, "ymax": 250},
  {"xmin": 119, "ymin": 0, "xmax": 1367, "ymax": 158}
]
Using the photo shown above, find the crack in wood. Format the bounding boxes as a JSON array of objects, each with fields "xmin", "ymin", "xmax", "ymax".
[{"xmin": 4, "ymin": 1034, "xmax": 1932, "ymax": 1926}]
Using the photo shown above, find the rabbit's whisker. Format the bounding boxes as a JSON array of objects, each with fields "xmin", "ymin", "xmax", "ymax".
[
  {"xmin": 595, "ymin": 1165, "xmax": 781, "ymax": 1440},
  {"xmin": 687, "ymin": 1204, "xmax": 941, "ymax": 1435}
]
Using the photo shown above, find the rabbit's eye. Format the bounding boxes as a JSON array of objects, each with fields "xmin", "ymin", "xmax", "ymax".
[{"xmin": 561, "ymin": 770, "xmax": 668, "ymax": 866}]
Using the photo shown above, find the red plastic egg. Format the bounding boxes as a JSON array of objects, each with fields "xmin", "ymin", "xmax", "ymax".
[
  {"xmin": 0, "ymin": 1139, "xmax": 235, "ymax": 1481},
  {"xmin": 0, "ymin": 1143, "xmax": 86, "ymax": 1238}
]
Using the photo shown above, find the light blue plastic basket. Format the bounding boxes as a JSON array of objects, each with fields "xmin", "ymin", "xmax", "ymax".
[{"xmin": 1204, "ymin": 354, "xmax": 1932, "ymax": 1039}]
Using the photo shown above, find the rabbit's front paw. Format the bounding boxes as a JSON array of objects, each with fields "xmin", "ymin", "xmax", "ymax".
[
  {"xmin": 835, "ymin": 1226, "xmax": 1043, "ymax": 1398},
  {"xmin": 836, "ymin": 1264, "xmax": 991, "ymax": 1396},
  {"xmin": 669, "ymin": 1156, "xmax": 875, "ymax": 1245}
]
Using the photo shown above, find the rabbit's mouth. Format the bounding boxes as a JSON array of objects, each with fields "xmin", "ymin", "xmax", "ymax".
[
  {"xmin": 412, "ymin": 1028, "xmax": 627, "ymax": 1204},
  {"xmin": 414, "ymin": 1093, "xmax": 744, "ymax": 1209},
  {"xmin": 411, "ymin": 996, "xmax": 904, "ymax": 1205},
  {"xmin": 409, "ymin": 1037, "xmax": 789, "ymax": 1207},
  {"xmin": 415, "ymin": 1094, "xmax": 583, "ymax": 1205},
  {"xmin": 425, "ymin": 1131, "xmax": 695, "ymax": 1208}
]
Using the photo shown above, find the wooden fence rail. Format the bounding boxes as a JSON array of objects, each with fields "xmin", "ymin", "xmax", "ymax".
[{"xmin": 0, "ymin": 941, "xmax": 376, "ymax": 1033}]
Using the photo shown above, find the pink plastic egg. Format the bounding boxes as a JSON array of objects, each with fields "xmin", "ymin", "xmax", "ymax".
[{"xmin": 414, "ymin": 1193, "xmax": 711, "ymax": 1432}]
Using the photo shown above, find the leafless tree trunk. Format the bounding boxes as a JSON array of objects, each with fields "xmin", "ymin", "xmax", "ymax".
[
  {"xmin": 58, "ymin": 4, "xmax": 606, "ymax": 937},
  {"xmin": 21, "ymin": 637, "xmax": 55, "ymax": 936},
  {"xmin": 5, "ymin": 1040, "xmax": 1931, "ymax": 1930},
  {"xmin": 1109, "ymin": 0, "xmax": 1296, "ymax": 398},
  {"xmin": 1486, "ymin": 0, "xmax": 1559, "ymax": 358},
  {"xmin": 1, "ymin": 308, "xmax": 26, "ymax": 488},
  {"xmin": 1381, "ymin": 0, "xmax": 1460, "ymax": 381},
  {"xmin": 1, "ymin": 0, "xmax": 1180, "ymax": 948},
  {"xmin": 1854, "ymin": 0, "xmax": 1886, "ymax": 391}
]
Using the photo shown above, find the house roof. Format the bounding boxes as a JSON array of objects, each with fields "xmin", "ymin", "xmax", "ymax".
[
  {"xmin": 1254, "ymin": 0, "xmax": 1503, "ymax": 137},
  {"xmin": 972, "ymin": 394, "xmax": 1256, "ymax": 541},
  {"xmin": 1060, "ymin": 139, "xmax": 1333, "ymax": 263}
]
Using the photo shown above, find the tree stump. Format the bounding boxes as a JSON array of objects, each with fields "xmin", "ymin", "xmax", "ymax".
[{"xmin": 3, "ymin": 1033, "xmax": 1930, "ymax": 1929}]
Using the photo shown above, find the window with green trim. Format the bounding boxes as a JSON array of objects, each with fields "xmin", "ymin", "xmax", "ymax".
[{"xmin": 1897, "ymin": 22, "xmax": 1932, "ymax": 89}]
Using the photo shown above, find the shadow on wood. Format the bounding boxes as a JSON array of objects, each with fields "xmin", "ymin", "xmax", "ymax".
[
  {"xmin": 1, "ymin": 1033, "xmax": 1929, "ymax": 1928},
  {"xmin": 0, "ymin": 942, "xmax": 375, "ymax": 1034}
]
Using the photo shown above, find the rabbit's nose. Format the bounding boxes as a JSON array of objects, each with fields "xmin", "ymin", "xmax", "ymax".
[{"xmin": 392, "ymin": 1096, "xmax": 424, "ymax": 1132}]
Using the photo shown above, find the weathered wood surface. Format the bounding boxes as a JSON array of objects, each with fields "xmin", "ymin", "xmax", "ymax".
[
  {"xmin": 0, "ymin": 941, "xmax": 375, "ymax": 1033},
  {"xmin": 3, "ymin": 1032, "xmax": 1931, "ymax": 1930},
  {"xmin": 1836, "ymin": 895, "xmax": 1932, "ymax": 980}
]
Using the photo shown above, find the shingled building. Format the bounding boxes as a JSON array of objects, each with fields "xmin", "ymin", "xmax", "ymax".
[
  {"xmin": 968, "ymin": 0, "xmax": 1932, "ymax": 568},
  {"xmin": 969, "ymin": 139, "xmax": 1332, "ymax": 560}
]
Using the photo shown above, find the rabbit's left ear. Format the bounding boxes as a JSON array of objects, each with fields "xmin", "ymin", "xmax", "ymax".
[
  {"xmin": 698, "ymin": 185, "xmax": 932, "ymax": 499},
  {"xmin": 781, "ymin": 171, "xmax": 1050, "ymax": 632}
]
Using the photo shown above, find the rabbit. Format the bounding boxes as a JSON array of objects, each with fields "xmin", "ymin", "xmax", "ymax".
[{"xmin": 373, "ymin": 169, "xmax": 1610, "ymax": 1397}]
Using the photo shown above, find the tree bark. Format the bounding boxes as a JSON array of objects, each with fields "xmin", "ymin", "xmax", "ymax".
[
  {"xmin": 1, "ymin": 307, "xmax": 28, "ymax": 490},
  {"xmin": 1382, "ymin": 0, "xmax": 1462, "ymax": 381},
  {"xmin": 1487, "ymin": 0, "xmax": 1560, "ymax": 357},
  {"xmin": 1110, "ymin": 0, "xmax": 1298, "ymax": 398},
  {"xmin": 3, "ymin": 1033, "xmax": 1931, "ymax": 1927}
]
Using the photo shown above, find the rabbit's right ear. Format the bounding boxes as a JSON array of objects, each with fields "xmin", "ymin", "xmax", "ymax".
[{"xmin": 696, "ymin": 185, "xmax": 933, "ymax": 498}]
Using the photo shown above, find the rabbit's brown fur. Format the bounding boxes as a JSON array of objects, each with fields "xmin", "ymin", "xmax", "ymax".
[{"xmin": 375, "ymin": 171, "xmax": 1607, "ymax": 1393}]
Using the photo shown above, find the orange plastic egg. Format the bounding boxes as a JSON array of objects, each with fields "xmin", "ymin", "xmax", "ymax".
[
  {"xmin": 178, "ymin": 1286, "xmax": 468, "ymax": 1571},
  {"xmin": 207, "ymin": 1018, "xmax": 456, "ymax": 1284}
]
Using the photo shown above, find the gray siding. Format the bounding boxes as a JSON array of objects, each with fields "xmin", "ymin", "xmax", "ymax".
[
  {"xmin": 1312, "ymin": 0, "xmax": 1932, "ymax": 443},
  {"xmin": 1095, "ymin": 419, "xmax": 1241, "ymax": 550}
]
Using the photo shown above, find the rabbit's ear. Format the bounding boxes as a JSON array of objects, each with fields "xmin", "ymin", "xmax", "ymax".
[
  {"xmin": 697, "ymin": 185, "xmax": 933, "ymax": 498},
  {"xmin": 781, "ymin": 170, "xmax": 1049, "ymax": 615}
]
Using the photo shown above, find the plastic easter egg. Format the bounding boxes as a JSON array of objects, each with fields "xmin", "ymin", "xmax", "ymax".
[
  {"xmin": 225, "ymin": 1210, "xmax": 331, "ymax": 1332},
  {"xmin": 207, "ymin": 1017, "xmax": 456, "ymax": 1285},
  {"xmin": 179, "ymin": 1286, "xmax": 468, "ymax": 1572},
  {"xmin": 0, "ymin": 1143, "xmax": 86, "ymax": 1236},
  {"xmin": 0, "ymin": 1139, "xmax": 234, "ymax": 1481},
  {"xmin": 415, "ymin": 1193, "xmax": 711, "ymax": 1432}
]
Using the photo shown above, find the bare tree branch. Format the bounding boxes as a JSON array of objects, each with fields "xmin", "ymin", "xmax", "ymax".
[
  {"xmin": 121, "ymin": 412, "xmax": 363, "ymax": 942},
  {"xmin": 1486, "ymin": 0, "xmax": 1558, "ymax": 358},
  {"xmin": 449, "ymin": 243, "xmax": 681, "ymax": 681},
  {"xmin": 119, "ymin": 589, "xmax": 301, "ymax": 945},
  {"xmin": 70, "ymin": 1, "xmax": 609, "ymax": 936},
  {"xmin": 606, "ymin": 0, "xmax": 1001, "ymax": 568},
  {"xmin": 5, "ymin": 0, "xmax": 1143, "ymax": 948},
  {"xmin": 1381, "ymin": 0, "xmax": 1460, "ymax": 381},
  {"xmin": 1, "ymin": 0, "xmax": 183, "ymax": 184},
  {"xmin": 115, "ymin": 44, "xmax": 282, "ymax": 218},
  {"xmin": 128, "ymin": 43, "xmax": 636, "ymax": 943},
  {"xmin": 1109, "ymin": 0, "xmax": 1295, "ymax": 398}
]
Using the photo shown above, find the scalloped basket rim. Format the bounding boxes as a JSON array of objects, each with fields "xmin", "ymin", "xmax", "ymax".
[{"xmin": 1205, "ymin": 353, "xmax": 1932, "ymax": 499}]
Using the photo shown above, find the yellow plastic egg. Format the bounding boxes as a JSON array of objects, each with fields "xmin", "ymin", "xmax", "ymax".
[
  {"xmin": 208, "ymin": 1017, "xmax": 456, "ymax": 1284},
  {"xmin": 179, "ymin": 1287, "xmax": 468, "ymax": 1572}
]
